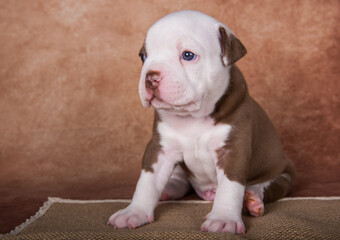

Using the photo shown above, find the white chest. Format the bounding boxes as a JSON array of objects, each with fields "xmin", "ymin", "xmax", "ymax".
[{"xmin": 157, "ymin": 114, "xmax": 232, "ymax": 189}]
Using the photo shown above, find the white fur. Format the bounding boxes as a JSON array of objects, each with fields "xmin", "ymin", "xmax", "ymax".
[
  {"xmin": 212, "ymin": 169, "xmax": 245, "ymax": 217},
  {"xmin": 160, "ymin": 164, "xmax": 190, "ymax": 200},
  {"xmin": 139, "ymin": 10, "xmax": 231, "ymax": 118},
  {"xmin": 108, "ymin": 155, "xmax": 177, "ymax": 228},
  {"xmin": 202, "ymin": 168, "xmax": 246, "ymax": 233},
  {"xmin": 158, "ymin": 112, "xmax": 232, "ymax": 196}
]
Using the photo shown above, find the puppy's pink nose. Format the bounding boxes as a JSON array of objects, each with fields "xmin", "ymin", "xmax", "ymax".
[{"xmin": 145, "ymin": 71, "xmax": 161, "ymax": 89}]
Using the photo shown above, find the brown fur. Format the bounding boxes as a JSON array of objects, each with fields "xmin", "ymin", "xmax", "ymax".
[
  {"xmin": 263, "ymin": 160, "xmax": 296, "ymax": 203},
  {"xmin": 212, "ymin": 66, "xmax": 295, "ymax": 188},
  {"xmin": 219, "ymin": 26, "xmax": 247, "ymax": 65},
  {"xmin": 212, "ymin": 28, "xmax": 295, "ymax": 201}
]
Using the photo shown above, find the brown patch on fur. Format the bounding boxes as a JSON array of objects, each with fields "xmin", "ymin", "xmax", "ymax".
[
  {"xmin": 211, "ymin": 65, "xmax": 249, "ymax": 123},
  {"xmin": 263, "ymin": 160, "xmax": 296, "ymax": 203},
  {"xmin": 212, "ymin": 65, "xmax": 251, "ymax": 185},
  {"xmin": 219, "ymin": 26, "xmax": 247, "ymax": 65},
  {"xmin": 212, "ymin": 65, "xmax": 295, "ymax": 195},
  {"xmin": 141, "ymin": 111, "xmax": 161, "ymax": 172}
]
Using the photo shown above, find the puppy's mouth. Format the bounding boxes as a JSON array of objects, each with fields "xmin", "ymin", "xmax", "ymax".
[{"xmin": 149, "ymin": 96, "xmax": 199, "ymax": 112}]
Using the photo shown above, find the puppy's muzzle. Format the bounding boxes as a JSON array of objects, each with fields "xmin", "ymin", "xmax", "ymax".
[{"xmin": 145, "ymin": 71, "xmax": 161, "ymax": 90}]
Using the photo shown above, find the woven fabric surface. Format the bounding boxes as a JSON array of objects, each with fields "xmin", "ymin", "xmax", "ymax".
[{"xmin": 2, "ymin": 198, "xmax": 339, "ymax": 240}]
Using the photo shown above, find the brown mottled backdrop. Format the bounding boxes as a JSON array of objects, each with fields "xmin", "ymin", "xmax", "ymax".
[{"xmin": 0, "ymin": 0, "xmax": 339, "ymax": 234}]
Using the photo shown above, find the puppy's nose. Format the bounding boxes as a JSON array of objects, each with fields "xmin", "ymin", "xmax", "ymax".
[{"xmin": 145, "ymin": 71, "xmax": 161, "ymax": 89}]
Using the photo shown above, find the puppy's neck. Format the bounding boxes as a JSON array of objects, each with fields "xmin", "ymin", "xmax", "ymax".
[{"xmin": 210, "ymin": 65, "xmax": 249, "ymax": 124}]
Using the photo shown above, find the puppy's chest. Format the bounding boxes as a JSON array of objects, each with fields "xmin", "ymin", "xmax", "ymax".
[{"xmin": 158, "ymin": 116, "xmax": 231, "ymax": 179}]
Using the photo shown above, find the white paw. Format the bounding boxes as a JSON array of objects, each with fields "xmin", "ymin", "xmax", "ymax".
[
  {"xmin": 107, "ymin": 206, "xmax": 153, "ymax": 229},
  {"xmin": 201, "ymin": 212, "xmax": 245, "ymax": 234}
]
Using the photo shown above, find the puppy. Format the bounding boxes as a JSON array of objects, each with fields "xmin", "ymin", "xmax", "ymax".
[{"xmin": 108, "ymin": 10, "xmax": 295, "ymax": 234}]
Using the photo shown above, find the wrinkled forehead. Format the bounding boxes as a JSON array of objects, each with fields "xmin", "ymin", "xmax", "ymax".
[{"xmin": 145, "ymin": 11, "xmax": 222, "ymax": 54}]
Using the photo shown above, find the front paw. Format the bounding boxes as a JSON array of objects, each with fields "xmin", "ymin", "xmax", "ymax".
[
  {"xmin": 107, "ymin": 206, "xmax": 154, "ymax": 229},
  {"xmin": 201, "ymin": 212, "xmax": 245, "ymax": 234}
]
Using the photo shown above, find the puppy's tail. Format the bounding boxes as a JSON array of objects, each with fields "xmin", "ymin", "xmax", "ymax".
[{"xmin": 263, "ymin": 157, "xmax": 296, "ymax": 204}]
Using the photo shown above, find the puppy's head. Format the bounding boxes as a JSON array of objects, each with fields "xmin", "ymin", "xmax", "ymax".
[{"xmin": 138, "ymin": 10, "xmax": 246, "ymax": 117}]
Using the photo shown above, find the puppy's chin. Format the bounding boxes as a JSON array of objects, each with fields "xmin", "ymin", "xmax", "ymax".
[{"xmin": 150, "ymin": 97, "xmax": 201, "ymax": 113}]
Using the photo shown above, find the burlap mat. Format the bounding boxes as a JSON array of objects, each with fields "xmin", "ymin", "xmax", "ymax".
[{"xmin": 2, "ymin": 197, "xmax": 339, "ymax": 239}]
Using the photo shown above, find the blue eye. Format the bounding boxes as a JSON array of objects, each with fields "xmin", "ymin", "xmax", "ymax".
[
  {"xmin": 140, "ymin": 54, "xmax": 146, "ymax": 63},
  {"xmin": 182, "ymin": 51, "xmax": 197, "ymax": 61}
]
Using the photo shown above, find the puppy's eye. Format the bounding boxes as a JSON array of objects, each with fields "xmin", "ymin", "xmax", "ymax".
[
  {"xmin": 140, "ymin": 54, "xmax": 146, "ymax": 63},
  {"xmin": 182, "ymin": 51, "xmax": 197, "ymax": 61}
]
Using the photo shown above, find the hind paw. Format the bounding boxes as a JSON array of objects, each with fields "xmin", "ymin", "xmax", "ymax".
[{"xmin": 243, "ymin": 191, "xmax": 264, "ymax": 217}]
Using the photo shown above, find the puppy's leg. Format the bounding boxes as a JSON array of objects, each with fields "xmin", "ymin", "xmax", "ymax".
[
  {"xmin": 107, "ymin": 153, "xmax": 176, "ymax": 229},
  {"xmin": 160, "ymin": 164, "xmax": 190, "ymax": 201},
  {"xmin": 201, "ymin": 169, "xmax": 246, "ymax": 234},
  {"xmin": 244, "ymin": 160, "xmax": 295, "ymax": 217}
]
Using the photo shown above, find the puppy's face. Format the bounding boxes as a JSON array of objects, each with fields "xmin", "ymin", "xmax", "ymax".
[{"xmin": 138, "ymin": 11, "xmax": 246, "ymax": 117}]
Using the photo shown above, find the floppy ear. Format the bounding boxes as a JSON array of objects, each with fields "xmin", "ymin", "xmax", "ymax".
[{"xmin": 219, "ymin": 26, "xmax": 247, "ymax": 66}]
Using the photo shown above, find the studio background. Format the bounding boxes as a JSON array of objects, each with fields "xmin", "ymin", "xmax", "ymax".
[{"xmin": 0, "ymin": 0, "xmax": 339, "ymax": 233}]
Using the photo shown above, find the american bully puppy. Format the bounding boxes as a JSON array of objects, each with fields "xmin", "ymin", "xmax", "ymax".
[{"xmin": 108, "ymin": 10, "xmax": 295, "ymax": 234}]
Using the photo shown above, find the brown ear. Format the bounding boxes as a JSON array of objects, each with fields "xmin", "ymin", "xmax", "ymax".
[{"xmin": 219, "ymin": 26, "xmax": 247, "ymax": 66}]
